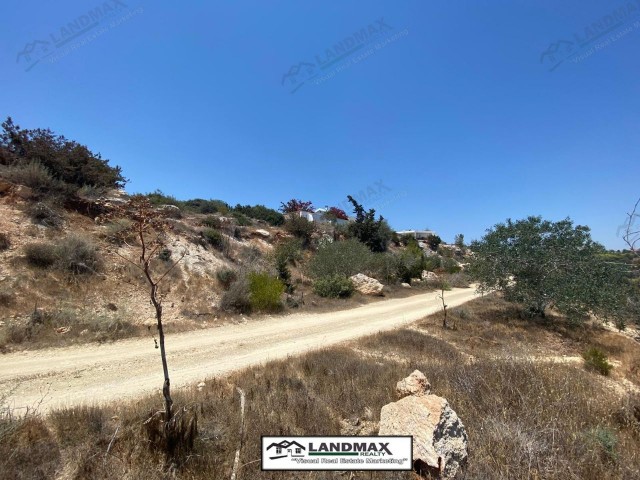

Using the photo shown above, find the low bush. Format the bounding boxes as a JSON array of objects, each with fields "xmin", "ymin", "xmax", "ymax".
[
  {"xmin": 56, "ymin": 235, "xmax": 102, "ymax": 275},
  {"xmin": 0, "ymin": 232, "xmax": 10, "ymax": 251},
  {"xmin": 583, "ymin": 347, "xmax": 613, "ymax": 376},
  {"xmin": 220, "ymin": 278, "xmax": 252, "ymax": 314},
  {"xmin": 216, "ymin": 268, "xmax": 237, "ymax": 290},
  {"xmin": 308, "ymin": 239, "xmax": 373, "ymax": 278},
  {"xmin": 24, "ymin": 242, "xmax": 57, "ymax": 268},
  {"xmin": 248, "ymin": 272, "xmax": 284, "ymax": 312},
  {"xmin": 444, "ymin": 272, "xmax": 471, "ymax": 288},
  {"xmin": 232, "ymin": 212, "xmax": 252, "ymax": 226},
  {"xmin": 202, "ymin": 216, "xmax": 221, "ymax": 229},
  {"xmin": 103, "ymin": 218, "xmax": 134, "ymax": 244},
  {"xmin": 0, "ymin": 289, "xmax": 14, "ymax": 307},
  {"xmin": 313, "ymin": 275, "xmax": 354, "ymax": 298},
  {"xmin": 158, "ymin": 248, "xmax": 172, "ymax": 262},
  {"xmin": 2, "ymin": 160, "xmax": 61, "ymax": 194},
  {"xmin": 28, "ymin": 202, "xmax": 63, "ymax": 228},
  {"xmin": 203, "ymin": 228, "xmax": 226, "ymax": 251},
  {"xmin": 284, "ymin": 215, "xmax": 315, "ymax": 247},
  {"xmin": 234, "ymin": 204, "xmax": 284, "ymax": 226},
  {"xmin": 24, "ymin": 236, "xmax": 101, "ymax": 275}
]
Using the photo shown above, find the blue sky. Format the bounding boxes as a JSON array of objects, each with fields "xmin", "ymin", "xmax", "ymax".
[{"xmin": 2, "ymin": 0, "xmax": 639, "ymax": 248}]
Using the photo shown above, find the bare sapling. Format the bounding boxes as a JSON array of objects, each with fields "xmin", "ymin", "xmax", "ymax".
[{"xmin": 100, "ymin": 195, "xmax": 196, "ymax": 458}]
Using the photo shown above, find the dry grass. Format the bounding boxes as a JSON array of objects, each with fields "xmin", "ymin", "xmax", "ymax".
[{"xmin": 2, "ymin": 297, "xmax": 640, "ymax": 479}]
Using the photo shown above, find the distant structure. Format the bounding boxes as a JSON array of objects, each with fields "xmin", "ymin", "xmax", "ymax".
[
  {"xmin": 395, "ymin": 229, "xmax": 437, "ymax": 240},
  {"xmin": 286, "ymin": 208, "xmax": 352, "ymax": 226}
]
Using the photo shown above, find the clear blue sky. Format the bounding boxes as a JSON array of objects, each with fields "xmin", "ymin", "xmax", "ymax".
[{"xmin": 2, "ymin": 0, "xmax": 639, "ymax": 248}]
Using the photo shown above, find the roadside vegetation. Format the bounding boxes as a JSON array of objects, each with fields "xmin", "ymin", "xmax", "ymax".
[{"xmin": 2, "ymin": 295, "xmax": 639, "ymax": 479}]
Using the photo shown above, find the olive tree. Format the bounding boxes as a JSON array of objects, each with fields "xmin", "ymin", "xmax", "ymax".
[{"xmin": 469, "ymin": 216, "xmax": 627, "ymax": 321}]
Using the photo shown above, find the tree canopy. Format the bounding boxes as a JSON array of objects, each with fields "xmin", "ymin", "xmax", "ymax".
[
  {"xmin": 346, "ymin": 195, "xmax": 392, "ymax": 252},
  {"xmin": 0, "ymin": 117, "xmax": 126, "ymax": 193},
  {"xmin": 469, "ymin": 216, "xmax": 628, "ymax": 321}
]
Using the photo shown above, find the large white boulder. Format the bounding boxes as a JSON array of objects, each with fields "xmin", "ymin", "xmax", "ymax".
[
  {"xmin": 379, "ymin": 371, "xmax": 468, "ymax": 479},
  {"xmin": 349, "ymin": 273, "xmax": 384, "ymax": 296}
]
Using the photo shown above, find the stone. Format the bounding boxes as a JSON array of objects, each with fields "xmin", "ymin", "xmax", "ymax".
[
  {"xmin": 254, "ymin": 229, "xmax": 270, "ymax": 238},
  {"xmin": 422, "ymin": 270, "xmax": 439, "ymax": 281},
  {"xmin": 197, "ymin": 382, "xmax": 206, "ymax": 391},
  {"xmin": 396, "ymin": 370, "xmax": 431, "ymax": 398},
  {"xmin": 379, "ymin": 389, "xmax": 468, "ymax": 479},
  {"xmin": 159, "ymin": 204, "xmax": 182, "ymax": 218},
  {"xmin": 349, "ymin": 273, "xmax": 384, "ymax": 296},
  {"xmin": 14, "ymin": 185, "xmax": 34, "ymax": 200},
  {"xmin": 401, "ymin": 282, "xmax": 411, "ymax": 288}
]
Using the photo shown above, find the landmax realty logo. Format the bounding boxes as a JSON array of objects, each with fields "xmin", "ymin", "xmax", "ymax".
[
  {"xmin": 262, "ymin": 436, "xmax": 412, "ymax": 471},
  {"xmin": 281, "ymin": 18, "xmax": 408, "ymax": 94},
  {"xmin": 540, "ymin": 0, "xmax": 640, "ymax": 72},
  {"xmin": 16, "ymin": 0, "xmax": 142, "ymax": 72}
]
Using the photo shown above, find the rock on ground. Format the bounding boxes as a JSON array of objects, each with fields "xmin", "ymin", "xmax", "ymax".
[
  {"xmin": 379, "ymin": 372, "xmax": 468, "ymax": 479},
  {"xmin": 349, "ymin": 273, "xmax": 384, "ymax": 296},
  {"xmin": 396, "ymin": 370, "xmax": 431, "ymax": 398},
  {"xmin": 422, "ymin": 270, "xmax": 439, "ymax": 281}
]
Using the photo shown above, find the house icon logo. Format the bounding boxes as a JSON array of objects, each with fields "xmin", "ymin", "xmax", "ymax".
[{"xmin": 266, "ymin": 439, "xmax": 306, "ymax": 460}]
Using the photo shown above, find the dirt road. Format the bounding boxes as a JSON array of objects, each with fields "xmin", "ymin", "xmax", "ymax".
[{"xmin": 1, "ymin": 288, "xmax": 477, "ymax": 412}]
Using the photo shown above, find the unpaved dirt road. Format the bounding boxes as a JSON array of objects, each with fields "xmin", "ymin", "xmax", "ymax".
[{"xmin": 1, "ymin": 288, "xmax": 477, "ymax": 412}]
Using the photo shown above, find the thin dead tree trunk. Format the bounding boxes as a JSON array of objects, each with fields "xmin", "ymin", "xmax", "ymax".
[
  {"xmin": 230, "ymin": 387, "xmax": 246, "ymax": 480},
  {"xmin": 439, "ymin": 285, "xmax": 448, "ymax": 328}
]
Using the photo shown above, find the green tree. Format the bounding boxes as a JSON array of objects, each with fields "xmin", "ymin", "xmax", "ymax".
[
  {"xmin": 308, "ymin": 238, "xmax": 374, "ymax": 278},
  {"xmin": 1, "ymin": 117, "xmax": 126, "ymax": 194},
  {"xmin": 346, "ymin": 195, "xmax": 392, "ymax": 252},
  {"xmin": 469, "ymin": 216, "xmax": 628, "ymax": 321},
  {"xmin": 454, "ymin": 233, "xmax": 465, "ymax": 249},
  {"xmin": 426, "ymin": 234, "xmax": 442, "ymax": 251}
]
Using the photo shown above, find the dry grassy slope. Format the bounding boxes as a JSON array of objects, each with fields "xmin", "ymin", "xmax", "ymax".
[{"xmin": 0, "ymin": 195, "xmax": 281, "ymax": 337}]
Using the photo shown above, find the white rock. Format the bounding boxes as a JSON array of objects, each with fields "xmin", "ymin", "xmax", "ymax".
[
  {"xmin": 379, "ymin": 393, "xmax": 468, "ymax": 479},
  {"xmin": 396, "ymin": 370, "xmax": 431, "ymax": 398},
  {"xmin": 349, "ymin": 273, "xmax": 384, "ymax": 296}
]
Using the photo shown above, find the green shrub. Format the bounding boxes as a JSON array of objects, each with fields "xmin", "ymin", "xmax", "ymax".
[
  {"xmin": 203, "ymin": 228, "xmax": 226, "ymax": 251},
  {"xmin": 284, "ymin": 216, "xmax": 315, "ymax": 247},
  {"xmin": 0, "ymin": 232, "xmax": 10, "ymax": 251},
  {"xmin": 394, "ymin": 245, "xmax": 425, "ymax": 283},
  {"xmin": 232, "ymin": 212, "xmax": 252, "ymax": 226},
  {"xmin": 216, "ymin": 268, "xmax": 237, "ymax": 290},
  {"xmin": 202, "ymin": 216, "xmax": 222, "ymax": 229},
  {"xmin": 24, "ymin": 242, "xmax": 57, "ymax": 268},
  {"xmin": 3, "ymin": 160, "xmax": 61, "ymax": 193},
  {"xmin": 423, "ymin": 255, "xmax": 440, "ymax": 272},
  {"xmin": 590, "ymin": 427, "xmax": 618, "ymax": 461},
  {"xmin": 103, "ymin": 218, "xmax": 134, "ymax": 244},
  {"xmin": 313, "ymin": 275, "xmax": 354, "ymax": 298},
  {"xmin": 308, "ymin": 239, "xmax": 373, "ymax": 278},
  {"xmin": 220, "ymin": 278, "xmax": 252, "ymax": 314},
  {"xmin": 56, "ymin": 235, "xmax": 102, "ymax": 275},
  {"xmin": 441, "ymin": 257, "xmax": 462, "ymax": 274},
  {"xmin": 444, "ymin": 272, "xmax": 471, "ymax": 288},
  {"xmin": 158, "ymin": 248, "xmax": 172, "ymax": 262},
  {"xmin": 234, "ymin": 204, "xmax": 284, "ymax": 226},
  {"xmin": 248, "ymin": 272, "xmax": 284, "ymax": 312},
  {"xmin": 182, "ymin": 198, "xmax": 230, "ymax": 215},
  {"xmin": 28, "ymin": 202, "xmax": 63, "ymax": 228},
  {"xmin": 1, "ymin": 117, "xmax": 126, "ymax": 192},
  {"xmin": 583, "ymin": 347, "xmax": 613, "ymax": 376},
  {"xmin": 145, "ymin": 190, "xmax": 180, "ymax": 207}
]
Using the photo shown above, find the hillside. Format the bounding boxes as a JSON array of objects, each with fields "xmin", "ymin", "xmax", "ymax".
[{"xmin": 0, "ymin": 179, "xmax": 469, "ymax": 352}]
